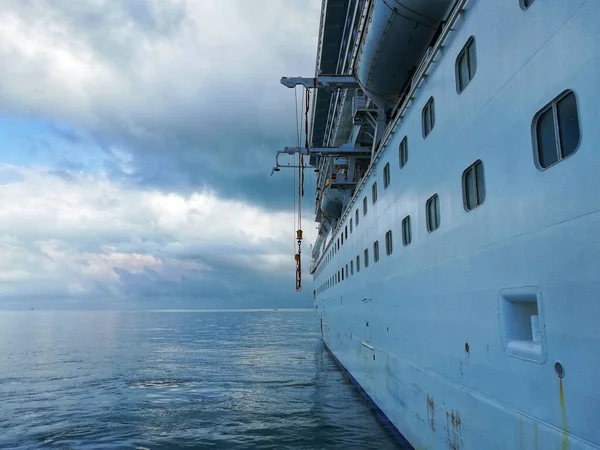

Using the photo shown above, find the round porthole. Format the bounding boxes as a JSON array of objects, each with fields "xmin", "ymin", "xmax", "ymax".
[{"xmin": 554, "ymin": 361, "xmax": 565, "ymax": 378}]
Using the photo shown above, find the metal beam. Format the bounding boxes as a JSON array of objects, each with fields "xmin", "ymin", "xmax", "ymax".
[{"xmin": 280, "ymin": 75, "xmax": 359, "ymax": 90}]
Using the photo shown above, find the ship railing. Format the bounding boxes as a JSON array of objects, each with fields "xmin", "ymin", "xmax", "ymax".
[
  {"xmin": 311, "ymin": 0, "xmax": 473, "ymax": 273},
  {"xmin": 321, "ymin": 0, "xmax": 371, "ymax": 147},
  {"xmin": 375, "ymin": 0, "xmax": 473, "ymax": 160}
]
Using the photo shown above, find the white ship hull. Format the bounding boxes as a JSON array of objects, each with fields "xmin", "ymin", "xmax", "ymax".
[{"xmin": 312, "ymin": 0, "xmax": 600, "ymax": 448}]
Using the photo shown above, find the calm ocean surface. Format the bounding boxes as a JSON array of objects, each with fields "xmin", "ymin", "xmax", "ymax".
[{"xmin": 0, "ymin": 309, "xmax": 403, "ymax": 449}]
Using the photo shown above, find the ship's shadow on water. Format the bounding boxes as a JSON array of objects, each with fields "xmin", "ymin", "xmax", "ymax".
[{"xmin": 0, "ymin": 310, "xmax": 404, "ymax": 449}]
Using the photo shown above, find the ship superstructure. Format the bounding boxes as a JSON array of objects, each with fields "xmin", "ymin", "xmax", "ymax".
[{"xmin": 273, "ymin": 0, "xmax": 600, "ymax": 448}]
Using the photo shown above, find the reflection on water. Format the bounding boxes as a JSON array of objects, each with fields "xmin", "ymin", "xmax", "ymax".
[{"xmin": 0, "ymin": 309, "xmax": 403, "ymax": 449}]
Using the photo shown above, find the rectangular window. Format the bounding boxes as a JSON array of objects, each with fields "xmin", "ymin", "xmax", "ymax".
[
  {"xmin": 463, "ymin": 160, "xmax": 486, "ymax": 211},
  {"xmin": 372, "ymin": 182, "xmax": 378, "ymax": 204},
  {"xmin": 350, "ymin": 260, "xmax": 354, "ymax": 275},
  {"xmin": 402, "ymin": 215, "xmax": 412, "ymax": 246},
  {"xmin": 356, "ymin": 255, "xmax": 360, "ymax": 272},
  {"xmin": 341, "ymin": 233, "xmax": 344, "ymax": 245},
  {"xmin": 345, "ymin": 264, "xmax": 348, "ymax": 278},
  {"xmin": 338, "ymin": 271, "xmax": 340, "ymax": 282},
  {"xmin": 363, "ymin": 197, "xmax": 368, "ymax": 216},
  {"xmin": 534, "ymin": 90, "xmax": 580, "ymax": 169},
  {"xmin": 350, "ymin": 218, "xmax": 353, "ymax": 233},
  {"xmin": 426, "ymin": 194, "xmax": 441, "ymax": 232},
  {"xmin": 374, "ymin": 240, "xmax": 380, "ymax": 262},
  {"xmin": 345, "ymin": 226, "xmax": 348, "ymax": 240},
  {"xmin": 399, "ymin": 136, "xmax": 408, "ymax": 168},
  {"xmin": 385, "ymin": 230, "xmax": 393, "ymax": 255},
  {"xmin": 422, "ymin": 97, "xmax": 435, "ymax": 138},
  {"xmin": 383, "ymin": 163, "xmax": 391, "ymax": 189},
  {"xmin": 364, "ymin": 248, "xmax": 369, "ymax": 268},
  {"xmin": 355, "ymin": 209, "xmax": 359, "ymax": 225},
  {"xmin": 456, "ymin": 37, "xmax": 477, "ymax": 93}
]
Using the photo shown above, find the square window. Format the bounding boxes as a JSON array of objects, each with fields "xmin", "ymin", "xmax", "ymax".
[
  {"xmin": 456, "ymin": 37, "xmax": 477, "ymax": 93},
  {"xmin": 533, "ymin": 90, "xmax": 580, "ymax": 169},
  {"xmin": 462, "ymin": 160, "xmax": 486, "ymax": 211}
]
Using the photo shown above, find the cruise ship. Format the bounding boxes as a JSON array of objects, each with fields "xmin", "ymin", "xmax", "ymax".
[{"xmin": 273, "ymin": 0, "xmax": 600, "ymax": 448}]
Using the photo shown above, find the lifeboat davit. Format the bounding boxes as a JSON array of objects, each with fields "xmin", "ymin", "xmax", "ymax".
[{"xmin": 356, "ymin": 0, "xmax": 455, "ymax": 111}]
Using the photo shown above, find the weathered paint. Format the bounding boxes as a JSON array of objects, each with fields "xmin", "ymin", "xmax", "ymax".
[
  {"xmin": 314, "ymin": 0, "xmax": 600, "ymax": 448},
  {"xmin": 427, "ymin": 395, "xmax": 436, "ymax": 432},
  {"xmin": 445, "ymin": 410, "xmax": 462, "ymax": 450},
  {"xmin": 560, "ymin": 378, "xmax": 569, "ymax": 450}
]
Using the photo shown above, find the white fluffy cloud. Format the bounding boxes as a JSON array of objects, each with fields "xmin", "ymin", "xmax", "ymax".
[
  {"xmin": 0, "ymin": 1, "xmax": 320, "ymax": 307},
  {"xmin": 0, "ymin": 165, "xmax": 316, "ymax": 307}
]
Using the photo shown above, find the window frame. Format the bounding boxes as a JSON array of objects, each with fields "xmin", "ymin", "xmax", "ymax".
[
  {"xmin": 402, "ymin": 215, "xmax": 412, "ymax": 246},
  {"xmin": 356, "ymin": 255, "xmax": 360, "ymax": 272},
  {"xmin": 355, "ymin": 209, "xmax": 359, "ymax": 226},
  {"xmin": 532, "ymin": 89, "xmax": 581, "ymax": 170},
  {"xmin": 374, "ymin": 240, "xmax": 380, "ymax": 262},
  {"xmin": 426, "ymin": 194, "xmax": 441, "ymax": 232},
  {"xmin": 385, "ymin": 230, "xmax": 393, "ymax": 256},
  {"xmin": 363, "ymin": 197, "xmax": 368, "ymax": 216},
  {"xmin": 462, "ymin": 160, "xmax": 486, "ymax": 211},
  {"xmin": 399, "ymin": 136, "xmax": 408, "ymax": 168},
  {"xmin": 364, "ymin": 248, "xmax": 369, "ymax": 268},
  {"xmin": 455, "ymin": 36, "xmax": 477, "ymax": 94},
  {"xmin": 422, "ymin": 97, "xmax": 436, "ymax": 138},
  {"xmin": 372, "ymin": 182, "xmax": 378, "ymax": 204},
  {"xmin": 383, "ymin": 162, "xmax": 391, "ymax": 189}
]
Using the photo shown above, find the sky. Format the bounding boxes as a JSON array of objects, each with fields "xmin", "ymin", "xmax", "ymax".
[{"xmin": 0, "ymin": 0, "xmax": 321, "ymax": 309}]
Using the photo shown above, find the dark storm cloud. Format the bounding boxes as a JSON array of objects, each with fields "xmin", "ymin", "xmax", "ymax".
[{"xmin": 0, "ymin": 0, "xmax": 321, "ymax": 209}]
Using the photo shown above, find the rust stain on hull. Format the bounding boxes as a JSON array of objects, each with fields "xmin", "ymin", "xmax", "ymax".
[
  {"xmin": 445, "ymin": 410, "xmax": 462, "ymax": 450},
  {"xmin": 426, "ymin": 395, "xmax": 435, "ymax": 431},
  {"xmin": 559, "ymin": 378, "xmax": 569, "ymax": 450}
]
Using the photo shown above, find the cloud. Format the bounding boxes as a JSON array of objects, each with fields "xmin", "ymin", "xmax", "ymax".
[
  {"xmin": 0, "ymin": 165, "xmax": 316, "ymax": 308},
  {"xmin": 0, "ymin": 0, "xmax": 321, "ymax": 207},
  {"xmin": 0, "ymin": 1, "xmax": 322, "ymax": 308}
]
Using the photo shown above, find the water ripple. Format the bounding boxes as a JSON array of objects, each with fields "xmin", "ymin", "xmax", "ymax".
[{"xmin": 0, "ymin": 310, "xmax": 403, "ymax": 449}]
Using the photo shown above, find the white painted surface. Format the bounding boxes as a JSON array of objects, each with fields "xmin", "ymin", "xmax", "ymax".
[{"xmin": 314, "ymin": 1, "xmax": 600, "ymax": 448}]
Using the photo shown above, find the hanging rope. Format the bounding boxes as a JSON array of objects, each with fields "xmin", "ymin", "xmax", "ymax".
[
  {"xmin": 294, "ymin": 87, "xmax": 312, "ymax": 292},
  {"xmin": 305, "ymin": 88, "xmax": 311, "ymax": 153}
]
